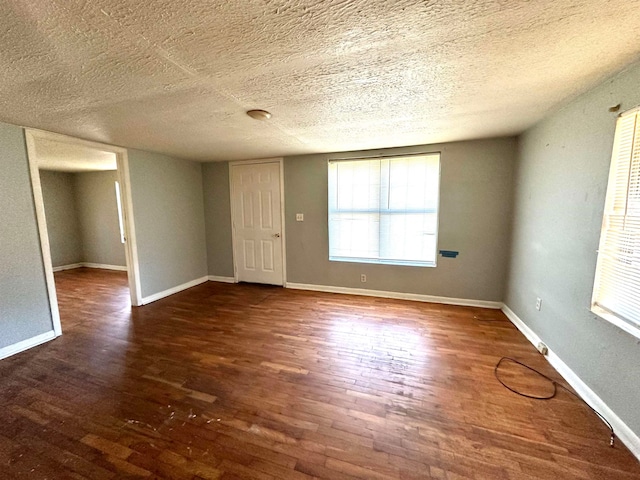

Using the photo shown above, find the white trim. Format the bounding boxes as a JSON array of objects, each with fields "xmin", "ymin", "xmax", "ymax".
[
  {"xmin": 279, "ymin": 158, "xmax": 288, "ymax": 287},
  {"xmin": 82, "ymin": 263, "xmax": 127, "ymax": 271},
  {"xmin": 326, "ymin": 153, "xmax": 442, "ymax": 270},
  {"xmin": 24, "ymin": 128, "xmax": 143, "ymax": 312},
  {"xmin": 115, "ymin": 150, "xmax": 143, "ymax": 306},
  {"xmin": 52, "ymin": 263, "xmax": 84, "ymax": 272},
  {"xmin": 141, "ymin": 276, "xmax": 209, "ymax": 305},
  {"xmin": 286, "ymin": 282, "xmax": 502, "ymax": 309},
  {"xmin": 591, "ymin": 305, "xmax": 640, "ymax": 340},
  {"xmin": 52, "ymin": 262, "xmax": 127, "ymax": 272},
  {"xmin": 619, "ymin": 104, "xmax": 640, "ymax": 117},
  {"xmin": 229, "ymin": 157, "xmax": 284, "ymax": 166},
  {"xmin": 229, "ymin": 158, "xmax": 287, "ymax": 286},
  {"xmin": 328, "ymin": 149, "xmax": 444, "ymax": 162},
  {"xmin": 25, "ymin": 131, "xmax": 63, "ymax": 336},
  {"xmin": 208, "ymin": 275, "xmax": 236, "ymax": 283},
  {"xmin": 500, "ymin": 304, "xmax": 540, "ymax": 346},
  {"xmin": 590, "ymin": 110, "xmax": 640, "ymax": 341},
  {"xmin": 0, "ymin": 330, "xmax": 56, "ymax": 361},
  {"xmin": 501, "ymin": 304, "xmax": 640, "ymax": 461}
]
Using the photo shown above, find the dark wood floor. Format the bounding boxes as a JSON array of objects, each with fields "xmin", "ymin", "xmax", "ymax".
[{"xmin": 1, "ymin": 268, "xmax": 639, "ymax": 479}]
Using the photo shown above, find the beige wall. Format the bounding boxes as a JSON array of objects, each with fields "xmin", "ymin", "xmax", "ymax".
[{"xmin": 505, "ymin": 61, "xmax": 640, "ymax": 435}]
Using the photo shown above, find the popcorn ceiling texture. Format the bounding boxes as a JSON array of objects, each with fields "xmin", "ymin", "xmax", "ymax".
[{"xmin": 1, "ymin": 0, "xmax": 640, "ymax": 161}]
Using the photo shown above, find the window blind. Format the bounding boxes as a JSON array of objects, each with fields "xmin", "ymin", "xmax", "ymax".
[
  {"xmin": 592, "ymin": 109, "xmax": 640, "ymax": 334},
  {"xmin": 328, "ymin": 153, "xmax": 440, "ymax": 267}
]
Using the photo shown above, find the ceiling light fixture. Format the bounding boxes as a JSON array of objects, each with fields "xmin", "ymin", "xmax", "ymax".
[{"xmin": 246, "ymin": 109, "xmax": 272, "ymax": 120}]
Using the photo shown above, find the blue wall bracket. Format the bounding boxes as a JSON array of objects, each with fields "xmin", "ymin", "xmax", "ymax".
[{"xmin": 439, "ymin": 250, "xmax": 459, "ymax": 258}]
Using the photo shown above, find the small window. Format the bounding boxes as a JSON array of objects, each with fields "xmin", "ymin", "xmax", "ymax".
[
  {"xmin": 328, "ymin": 153, "xmax": 440, "ymax": 267},
  {"xmin": 592, "ymin": 107, "xmax": 640, "ymax": 338}
]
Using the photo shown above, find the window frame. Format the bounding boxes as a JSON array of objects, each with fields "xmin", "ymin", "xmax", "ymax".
[
  {"xmin": 591, "ymin": 105, "xmax": 640, "ymax": 340},
  {"xmin": 327, "ymin": 152, "xmax": 441, "ymax": 268}
]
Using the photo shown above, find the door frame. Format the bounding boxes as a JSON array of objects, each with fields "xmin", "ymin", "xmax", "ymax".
[
  {"xmin": 25, "ymin": 128, "xmax": 143, "ymax": 336},
  {"xmin": 228, "ymin": 157, "xmax": 287, "ymax": 286}
]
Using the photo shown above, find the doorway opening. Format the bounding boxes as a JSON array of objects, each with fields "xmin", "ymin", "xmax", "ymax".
[{"xmin": 25, "ymin": 129, "xmax": 142, "ymax": 336}]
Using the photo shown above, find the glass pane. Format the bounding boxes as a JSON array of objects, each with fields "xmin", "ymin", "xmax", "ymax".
[
  {"xmin": 387, "ymin": 155, "xmax": 440, "ymax": 211},
  {"xmin": 380, "ymin": 213, "xmax": 437, "ymax": 263},
  {"xmin": 329, "ymin": 212, "xmax": 379, "ymax": 259},
  {"xmin": 335, "ymin": 160, "xmax": 380, "ymax": 211},
  {"xmin": 328, "ymin": 154, "xmax": 440, "ymax": 266}
]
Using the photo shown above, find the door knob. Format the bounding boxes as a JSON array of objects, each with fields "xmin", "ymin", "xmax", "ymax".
[{"xmin": 273, "ymin": 233, "xmax": 281, "ymax": 238}]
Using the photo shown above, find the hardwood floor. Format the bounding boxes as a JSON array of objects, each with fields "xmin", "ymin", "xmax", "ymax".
[{"xmin": 1, "ymin": 268, "xmax": 638, "ymax": 479}]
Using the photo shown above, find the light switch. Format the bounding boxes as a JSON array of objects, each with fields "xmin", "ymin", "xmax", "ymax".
[{"xmin": 296, "ymin": 213, "xmax": 304, "ymax": 222}]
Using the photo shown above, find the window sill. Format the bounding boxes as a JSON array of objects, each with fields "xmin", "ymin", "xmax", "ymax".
[
  {"xmin": 591, "ymin": 305, "xmax": 640, "ymax": 340},
  {"xmin": 329, "ymin": 256, "xmax": 436, "ymax": 268}
]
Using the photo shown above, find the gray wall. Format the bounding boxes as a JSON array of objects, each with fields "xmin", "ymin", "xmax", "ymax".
[
  {"xmin": 202, "ymin": 162, "xmax": 234, "ymax": 277},
  {"xmin": 128, "ymin": 149, "xmax": 208, "ymax": 298},
  {"xmin": 39, "ymin": 170, "xmax": 83, "ymax": 267},
  {"xmin": 0, "ymin": 123, "xmax": 53, "ymax": 348},
  {"xmin": 38, "ymin": 170, "xmax": 125, "ymax": 268},
  {"xmin": 285, "ymin": 139, "xmax": 515, "ymax": 301},
  {"xmin": 203, "ymin": 138, "xmax": 516, "ymax": 302},
  {"xmin": 505, "ymin": 62, "xmax": 640, "ymax": 434},
  {"xmin": 75, "ymin": 170, "xmax": 126, "ymax": 267}
]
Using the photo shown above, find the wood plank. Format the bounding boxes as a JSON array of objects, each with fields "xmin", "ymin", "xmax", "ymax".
[{"xmin": 0, "ymin": 267, "xmax": 637, "ymax": 479}]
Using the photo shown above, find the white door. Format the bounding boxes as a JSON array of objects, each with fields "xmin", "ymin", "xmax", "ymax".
[{"xmin": 230, "ymin": 161, "xmax": 284, "ymax": 285}]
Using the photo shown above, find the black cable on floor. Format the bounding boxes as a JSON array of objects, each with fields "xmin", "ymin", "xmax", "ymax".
[{"xmin": 494, "ymin": 357, "xmax": 615, "ymax": 447}]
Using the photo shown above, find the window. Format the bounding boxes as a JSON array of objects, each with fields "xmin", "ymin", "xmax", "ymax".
[
  {"xmin": 592, "ymin": 107, "xmax": 640, "ymax": 338},
  {"xmin": 328, "ymin": 153, "xmax": 440, "ymax": 267}
]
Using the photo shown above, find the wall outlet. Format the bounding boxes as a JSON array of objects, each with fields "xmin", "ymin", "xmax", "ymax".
[
  {"xmin": 296, "ymin": 213, "xmax": 304, "ymax": 222},
  {"xmin": 536, "ymin": 297, "xmax": 542, "ymax": 311},
  {"xmin": 536, "ymin": 342, "xmax": 549, "ymax": 356},
  {"xmin": 360, "ymin": 274, "xmax": 366, "ymax": 283}
]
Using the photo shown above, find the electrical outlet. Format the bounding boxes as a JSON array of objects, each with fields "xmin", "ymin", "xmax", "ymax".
[
  {"xmin": 536, "ymin": 297, "xmax": 542, "ymax": 311},
  {"xmin": 296, "ymin": 213, "xmax": 304, "ymax": 222},
  {"xmin": 360, "ymin": 274, "xmax": 366, "ymax": 283}
]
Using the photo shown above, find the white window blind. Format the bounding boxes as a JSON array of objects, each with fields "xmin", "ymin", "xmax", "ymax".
[
  {"xmin": 328, "ymin": 153, "xmax": 440, "ymax": 267},
  {"xmin": 592, "ymin": 108, "xmax": 640, "ymax": 337}
]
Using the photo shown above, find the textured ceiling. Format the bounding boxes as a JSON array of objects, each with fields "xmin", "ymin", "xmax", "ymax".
[
  {"xmin": 36, "ymin": 137, "xmax": 116, "ymax": 172},
  {"xmin": 1, "ymin": 1, "xmax": 640, "ymax": 162}
]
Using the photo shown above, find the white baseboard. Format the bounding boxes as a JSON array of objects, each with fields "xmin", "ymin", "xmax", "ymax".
[
  {"xmin": 286, "ymin": 282, "xmax": 502, "ymax": 309},
  {"xmin": 501, "ymin": 304, "xmax": 640, "ymax": 460},
  {"xmin": 82, "ymin": 262, "xmax": 127, "ymax": 271},
  {"xmin": 52, "ymin": 262, "xmax": 127, "ymax": 272},
  {"xmin": 207, "ymin": 275, "xmax": 236, "ymax": 283},
  {"xmin": 0, "ymin": 330, "xmax": 57, "ymax": 361},
  {"xmin": 501, "ymin": 304, "xmax": 540, "ymax": 346},
  {"xmin": 141, "ymin": 276, "xmax": 209, "ymax": 305},
  {"xmin": 52, "ymin": 263, "xmax": 83, "ymax": 272}
]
